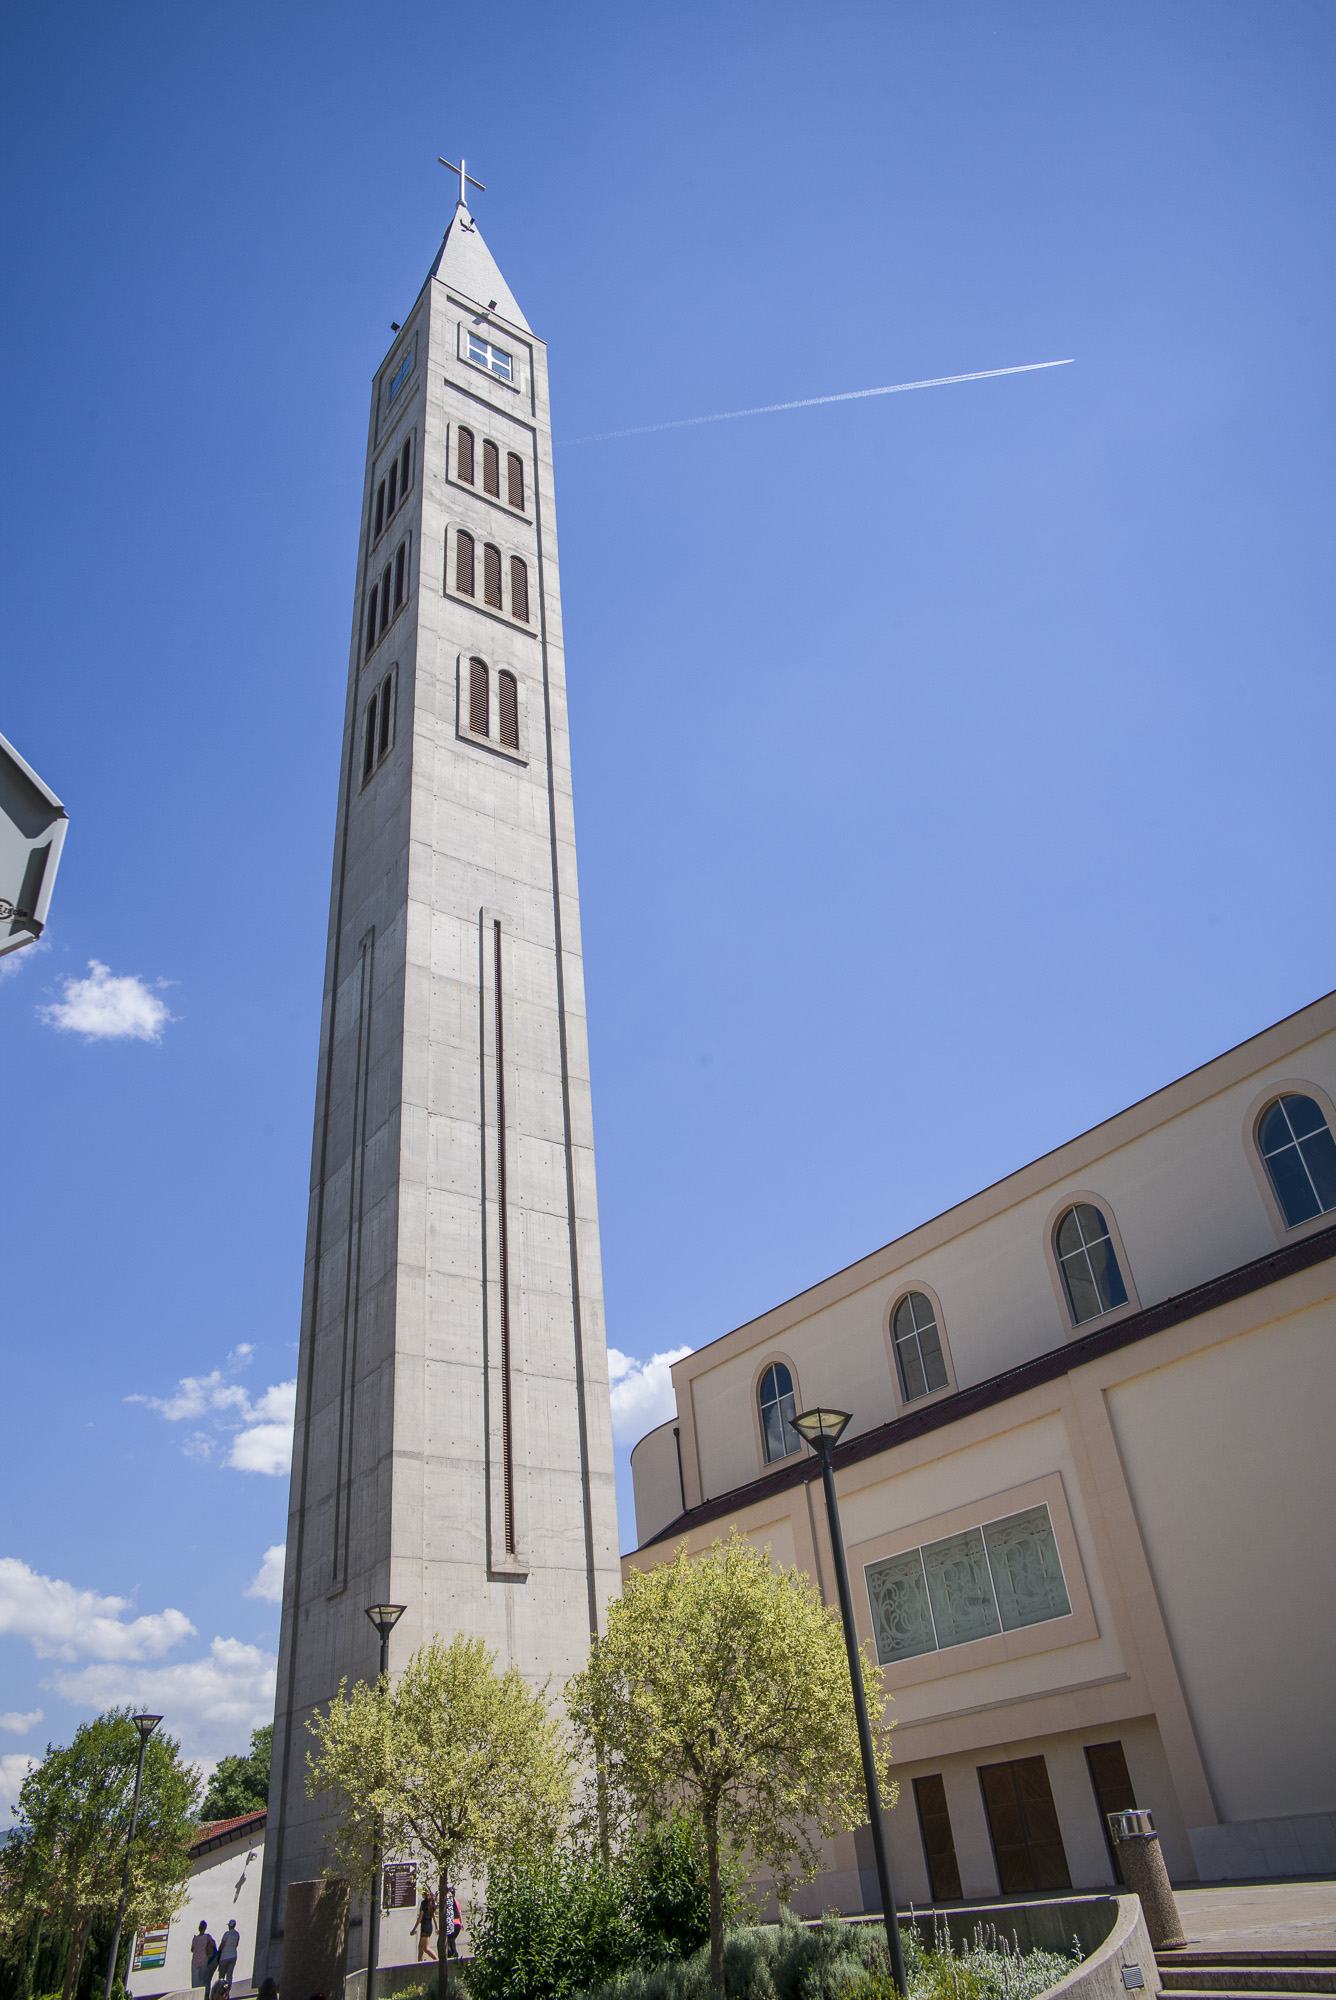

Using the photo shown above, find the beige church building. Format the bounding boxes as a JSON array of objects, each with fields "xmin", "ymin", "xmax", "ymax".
[{"xmin": 627, "ymin": 990, "xmax": 1336, "ymax": 1906}]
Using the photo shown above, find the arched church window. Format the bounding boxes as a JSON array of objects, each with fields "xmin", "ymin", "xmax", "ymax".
[
  {"xmin": 456, "ymin": 531, "xmax": 475, "ymax": 596},
  {"xmin": 510, "ymin": 556, "xmax": 529, "ymax": 623},
  {"xmin": 891, "ymin": 1292, "xmax": 949, "ymax": 1402},
  {"xmin": 457, "ymin": 428, "xmax": 475, "ymax": 484},
  {"xmin": 1258, "ymin": 1094, "xmax": 1336, "ymax": 1227},
  {"xmin": 470, "ymin": 658, "xmax": 489, "ymax": 737},
  {"xmin": 758, "ymin": 1362, "xmax": 799, "ymax": 1464},
  {"xmin": 484, "ymin": 544, "xmax": 503, "ymax": 609},
  {"xmin": 483, "ymin": 440, "xmax": 501, "ymax": 497},
  {"xmin": 1055, "ymin": 1204, "xmax": 1128, "ymax": 1326},
  {"xmin": 507, "ymin": 453, "xmax": 525, "ymax": 510},
  {"xmin": 499, "ymin": 671, "xmax": 519, "ymax": 750}
]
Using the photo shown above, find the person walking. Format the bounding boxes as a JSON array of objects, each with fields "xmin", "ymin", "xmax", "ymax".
[
  {"xmin": 411, "ymin": 1889, "xmax": 437, "ymax": 1963},
  {"xmin": 214, "ymin": 1921, "xmax": 241, "ymax": 1995},
  {"xmin": 441, "ymin": 1888, "xmax": 463, "ymax": 1960},
  {"xmin": 190, "ymin": 1923, "xmax": 218, "ymax": 2000}
]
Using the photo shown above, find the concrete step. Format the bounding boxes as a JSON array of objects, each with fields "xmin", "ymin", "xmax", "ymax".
[{"xmin": 1158, "ymin": 1965, "xmax": 1336, "ymax": 1989}]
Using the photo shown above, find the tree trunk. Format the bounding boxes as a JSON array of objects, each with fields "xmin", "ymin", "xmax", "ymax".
[
  {"xmin": 61, "ymin": 1915, "xmax": 92, "ymax": 2000},
  {"xmin": 705, "ymin": 1814, "xmax": 723, "ymax": 1998},
  {"xmin": 20, "ymin": 1915, "xmax": 45, "ymax": 2000}
]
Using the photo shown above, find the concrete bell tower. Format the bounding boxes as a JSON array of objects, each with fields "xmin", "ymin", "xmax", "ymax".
[{"xmin": 255, "ymin": 191, "xmax": 621, "ymax": 1977}]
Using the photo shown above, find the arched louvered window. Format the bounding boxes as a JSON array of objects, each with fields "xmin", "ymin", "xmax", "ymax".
[
  {"xmin": 507, "ymin": 453, "xmax": 525, "ymax": 509},
  {"xmin": 1055, "ymin": 1204, "xmax": 1128, "ymax": 1326},
  {"xmin": 456, "ymin": 531, "xmax": 475, "ymax": 595},
  {"xmin": 363, "ymin": 688, "xmax": 378, "ymax": 782},
  {"xmin": 373, "ymin": 481, "xmax": 386, "ymax": 540},
  {"xmin": 1258, "ymin": 1094, "xmax": 1336, "ymax": 1227},
  {"xmin": 483, "ymin": 440, "xmax": 501, "ymax": 497},
  {"xmin": 891, "ymin": 1292, "xmax": 949, "ymax": 1402},
  {"xmin": 758, "ymin": 1362, "xmax": 799, "ymax": 1463},
  {"xmin": 457, "ymin": 428, "xmax": 475, "ymax": 483},
  {"xmin": 365, "ymin": 583, "xmax": 379, "ymax": 657},
  {"xmin": 510, "ymin": 556, "xmax": 529, "ymax": 622},
  {"xmin": 484, "ymin": 544, "xmax": 503, "ymax": 609},
  {"xmin": 499, "ymin": 671, "xmax": 519, "ymax": 749},
  {"xmin": 400, "ymin": 438, "xmax": 411, "ymax": 495},
  {"xmin": 377, "ymin": 671, "xmax": 393, "ymax": 760},
  {"xmin": 378, "ymin": 563, "xmax": 391, "ymax": 632},
  {"xmin": 469, "ymin": 658, "xmax": 489, "ymax": 737},
  {"xmin": 387, "ymin": 459, "xmax": 398, "ymax": 515},
  {"xmin": 393, "ymin": 539, "xmax": 407, "ymax": 608}
]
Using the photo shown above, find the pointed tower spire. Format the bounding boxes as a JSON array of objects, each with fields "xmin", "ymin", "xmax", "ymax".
[{"xmin": 254, "ymin": 185, "xmax": 618, "ymax": 1984}]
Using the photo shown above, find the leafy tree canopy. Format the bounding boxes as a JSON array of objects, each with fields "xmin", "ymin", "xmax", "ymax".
[
  {"xmin": 566, "ymin": 1533, "xmax": 893, "ymax": 1996},
  {"xmin": 200, "ymin": 1724, "xmax": 272, "ymax": 1822},
  {"xmin": 0, "ymin": 1709, "xmax": 201, "ymax": 2000},
  {"xmin": 306, "ymin": 1633, "xmax": 571, "ymax": 2000}
]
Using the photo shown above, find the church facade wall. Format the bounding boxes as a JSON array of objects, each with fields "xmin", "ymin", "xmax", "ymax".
[{"xmin": 628, "ymin": 1001, "xmax": 1336, "ymax": 1898}]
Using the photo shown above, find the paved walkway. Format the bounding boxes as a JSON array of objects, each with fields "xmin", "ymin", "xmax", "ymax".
[{"xmin": 1170, "ymin": 1879, "xmax": 1336, "ymax": 1954}]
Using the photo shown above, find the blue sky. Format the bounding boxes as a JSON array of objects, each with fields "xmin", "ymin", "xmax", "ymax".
[{"xmin": 2, "ymin": 0, "xmax": 1334, "ymax": 1802}]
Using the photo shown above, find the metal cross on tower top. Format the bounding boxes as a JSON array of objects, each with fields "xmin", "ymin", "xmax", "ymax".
[{"xmin": 438, "ymin": 156, "xmax": 486, "ymax": 205}]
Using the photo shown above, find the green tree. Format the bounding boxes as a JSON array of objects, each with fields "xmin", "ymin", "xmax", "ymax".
[
  {"xmin": 200, "ymin": 1724, "xmax": 272, "ymax": 1821},
  {"xmin": 0, "ymin": 1710, "xmax": 200, "ymax": 2000},
  {"xmin": 566, "ymin": 1533, "xmax": 893, "ymax": 1998},
  {"xmin": 305, "ymin": 1633, "xmax": 571, "ymax": 2000}
]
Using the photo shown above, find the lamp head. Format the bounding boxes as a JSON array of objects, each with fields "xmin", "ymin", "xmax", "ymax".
[
  {"xmin": 133, "ymin": 1713, "xmax": 163, "ymax": 1743},
  {"xmin": 365, "ymin": 1604, "xmax": 407, "ymax": 1641},
  {"xmin": 791, "ymin": 1407, "xmax": 852, "ymax": 1452}
]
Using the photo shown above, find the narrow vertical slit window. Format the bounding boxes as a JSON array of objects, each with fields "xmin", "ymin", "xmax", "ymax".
[
  {"xmin": 494, "ymin": 918, "xmax": 516, "ymax": 1554},
  {"xmin": 483, "ymin": 439, "xmax": 500, "ymax": 497},
  {"xmin": 484, "ymin": 543, "xmax": 503, "ymax": 608},
  {"xmin": 470, "ymin": 658, "xmax": 489, "ymax": 736},
  {"xmin": 400, "ymin": 438, "xmax": 411, "ymax": 494},
  {"xmin": 507, "ymin": 453, "xmax": 524, "ymax": 509},
  {"xmin": 379, "ymin": 565, "xmax": 391, "ymax": 632},
  {"xmin": 456, "ymin": 529, "xmax": 475, "ymax": 595},
  {"xmin": 363, "ymin": 690, "xmax": 378, "ymax": 782},
  {"xmin": 394, "ymin": 539, "xmax": 407, "ymax": 608},
  {"xmin": 498, "ymin": 671, "xmax": 519, "ymax": 749},
  {"xmin": 365, "ymin": 583, "xmax": 379, "ymax": 656},
  {"xmin": 377, "ymin": 673, "xmax": 393, "ymax": 759},
  {"xmin": 373, "ymin": 481, "xmax": 386, "ymax": 540},
  {"xmin": 457, "ymin": 427, "xmax": 475, "ymax": 483},
  {"xmin": 387, "ymin": 460, "xmax": 398, "ymax": 516},
  {"xmin": 509, "ymin": 556, "xmax": 529, "ymax": 622}
]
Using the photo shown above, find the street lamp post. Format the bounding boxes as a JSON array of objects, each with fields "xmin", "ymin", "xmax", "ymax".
[
  {"xmin": 791, "ymin": 1408, "xmax": 908, "ymax": 1999},
  {"xmin": 363, "ymin": 1606, "xmax": 406, "ymax": 2000},
  {"xmin": 102, "ymin": 1712, "xmax": 163, "ymax": 2000}
]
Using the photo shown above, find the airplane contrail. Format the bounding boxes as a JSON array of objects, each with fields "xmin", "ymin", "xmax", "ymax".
[{"xmin": 557, "ymin": 358, "xmax": 1074, "ymax": 446}]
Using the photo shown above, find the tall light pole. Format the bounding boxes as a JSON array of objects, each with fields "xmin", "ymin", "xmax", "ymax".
[
  {"xmin": 791, "ymin": 1409, "xmax": 908, "ymax": 1999},
  {"xmin": 102, "ymin": 1712, "xmax": 162, "ymax": 2000},
  {"xmin": 363, "ymin": 1606, "xmax": 406, "ymax": 2000}
]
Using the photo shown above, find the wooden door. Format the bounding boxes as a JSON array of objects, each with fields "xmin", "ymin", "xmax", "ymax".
[
  {"xmin": 913, "ymin": 1774, "xmax": 962, "ymax": 1902},
  {"xmin": 978, "ymin": 1756, "xmax": 1072, "ymax": 1894},
  {"xmin": 1085, "ymin": 1741, "xmax": 1137, "ymax": 1885}
]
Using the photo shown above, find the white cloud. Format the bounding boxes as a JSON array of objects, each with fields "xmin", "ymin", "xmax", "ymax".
[
  {"xmin": 228, "ymin": 1420, "xmax": 294, "ymax": 1476},
  {"xmin": 0, "ymin": 1558, "xmax": 195, "ymax": 1663},
  {"xmin": 49, "ymin": 1638, "xmax": 277, "ymax": 1765},
  {"xmin": 0, "ymin": 1709, "xmax": 42, "ymax": 1735},
  {"xmin": 38, "ymin": 960, "xmax": 173, "ymax": 1043},
  {"xmin": 0, "ymin": 938, "xmax": 47, "ymax": 984},
  {"xmin": 245, "ymin": 1546, "xmax": 286, "ymax": 1604},
  {"xmin": 1, "ymin": 1752, "xmax": 38, "ymax": 1821},
  {"xmin": 127, "ymin": 1364, "xmax": 297, "ymax": 1477},
  {"xmin": 606, "ymin": 1346, "xmax": 691, "ymax": 1444}
]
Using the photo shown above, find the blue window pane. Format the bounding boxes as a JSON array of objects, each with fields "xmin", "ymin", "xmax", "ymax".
[
  {"xmin": 1285, "ymin": 1094, "xmax": 1328, "ymax": 1141},
  {"xmin": 1259, "ymin": 1101, "xmax": 1293, "ymax": 1154},
  {"xmin": 1268, "ymin": 1143, "xmax": 1322, "ymax": 1226},
  {"xmin": 771, "ymin": 1361, "xmax": 792, "ymax": 1399},
  {"xmin": 1301, "ymin": 1125, "xmax": 1336, "ymax": 1212}
]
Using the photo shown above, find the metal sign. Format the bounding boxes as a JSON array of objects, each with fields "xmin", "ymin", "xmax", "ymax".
[
  {"xmin": 132, "ymin": 1927, "xmax": 170, "ymax": 1971},
  {"xmin": 383, "ymin": 1862, "xmax": 417, "ymax": 1910},
  {"xmin": 0, "ymin": 731, "xmax": 68, "ymax": 958}
]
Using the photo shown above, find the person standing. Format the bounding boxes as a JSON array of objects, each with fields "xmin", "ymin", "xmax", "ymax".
[
  {"xmin": 214, "ymin": 1921, "xmax": 241, "ymax": 1995},
  {"xmin": 411, "ymin": 1890, "xmax": 437, "ymax": 1963},
  {"xmin": 190, "ymin": 1923, "xmax": 217, "ymax": 2000}
]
